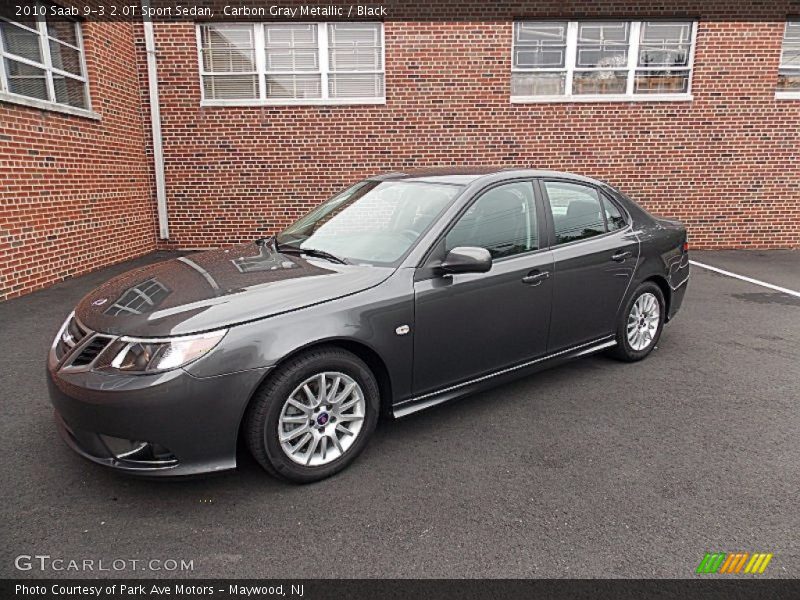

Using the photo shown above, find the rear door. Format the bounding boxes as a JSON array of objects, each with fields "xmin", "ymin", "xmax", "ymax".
[{"xmin": 539, "ymin": 179, "xmax": 639, "ymax": 352}]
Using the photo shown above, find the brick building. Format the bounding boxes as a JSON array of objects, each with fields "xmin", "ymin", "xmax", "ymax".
[{"xmin": 1, "ymin": 1, "xmax": 799, "ymax": 300}]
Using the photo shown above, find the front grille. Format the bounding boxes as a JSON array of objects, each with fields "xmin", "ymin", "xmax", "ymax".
[
  {"xmin": 70, "ymin": 335, "xmax": 114, "ymax": 367},
  {"xmin": 55, "ymin": 315, "xmax": 89, "ymax": 360},
  {"xmin": 55, "ymin": 314, "xmax": 116, "ymax": 370}
]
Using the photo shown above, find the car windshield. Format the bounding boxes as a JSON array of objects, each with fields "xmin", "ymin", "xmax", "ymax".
[{"xmin": 275, "ymin": 180, "xmax": 463, "ymax": 266}]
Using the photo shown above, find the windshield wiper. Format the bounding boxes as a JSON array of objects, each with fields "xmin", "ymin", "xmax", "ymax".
[
  {"xmin": 300, "ymin": 247, "xmax": 348, "ymax": 265},
  {"xmin": 276, "ymin": 242, "xmax": 348, "ymax": 265}
]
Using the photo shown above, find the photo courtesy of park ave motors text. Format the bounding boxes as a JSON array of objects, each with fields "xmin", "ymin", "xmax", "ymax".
[{"xmin": 0, "ymin": 0, "xmax": 798, "ymax": 592}]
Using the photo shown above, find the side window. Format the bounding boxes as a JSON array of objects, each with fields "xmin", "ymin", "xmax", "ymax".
[
  {"xmin": 544, "ymin": 181, "xmax": 606, "ymax": 245},
  {"xmin": 603, "ymin": 196, "xmax": 627, "ymax": 231},
  {"xmin": 446, "ymin": 182, "xmax": 537, "ymax": 259}
]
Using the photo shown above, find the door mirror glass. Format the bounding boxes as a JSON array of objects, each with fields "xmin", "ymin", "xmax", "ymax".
[{"xmin": 441, "ymin": 246, "xmax": 493, "ymax": 274}]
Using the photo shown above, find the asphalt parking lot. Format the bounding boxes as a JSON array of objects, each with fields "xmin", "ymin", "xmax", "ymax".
[{"xmin": 0, "ymin": 249, "xmax": 798, "ymax": 579}]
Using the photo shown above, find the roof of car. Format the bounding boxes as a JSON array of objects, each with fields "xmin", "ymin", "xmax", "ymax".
[{"xmin": 369, "ymin": 167, "xmax": 607, "ymax": 187}]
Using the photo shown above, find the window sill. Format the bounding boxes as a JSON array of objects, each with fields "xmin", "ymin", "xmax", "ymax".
[
  {"xmin": 775, "ymin": 91, "xmax": 800, "ymax": 100},
  {"xmin": 511, "ymin": 94, "xmax": 693, "ymax": 104},
  {"xmin": 200, "ymin": 98, "xmax": 386, "ymax": 108},
  {"xmin": 0, "ymin": 92, "xmax": 100, "ymax": 120}
]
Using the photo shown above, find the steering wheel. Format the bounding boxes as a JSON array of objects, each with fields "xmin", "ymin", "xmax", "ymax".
[{"xmin": 400, "ymin": 229, "xmax": 420, "ymax": 241}]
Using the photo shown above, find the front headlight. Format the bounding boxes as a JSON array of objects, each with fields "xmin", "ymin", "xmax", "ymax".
[{"xmin": 109, "ymin": 329, "xmax": 228, "ymax": 373}]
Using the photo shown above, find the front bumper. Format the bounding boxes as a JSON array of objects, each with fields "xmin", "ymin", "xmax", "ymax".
[{"xmin": 47, "ymin": 362, "xmax": 270, "ymax": 477}]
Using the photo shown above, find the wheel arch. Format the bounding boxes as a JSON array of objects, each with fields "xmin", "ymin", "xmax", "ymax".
[
  {"xmin": 239, "ymin": 337, "xmax": 395, "ymax": 433},
  {"xmin": 641, "ymin": 274, "xmax": 672, "ymax": 321}
]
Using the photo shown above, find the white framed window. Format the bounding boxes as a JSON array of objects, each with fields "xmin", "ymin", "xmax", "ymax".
[
  {"xmin": 197, "ymin": 22, "xmax": 385, "ymax": 106},
  {"xmin": 511, "ymin": 20, "xmax": 697, "ymax": 103},
  {"xmin": 0, "ymin": 4, "xmax": 94, "ymax": 118},
  {"xmin": 777, "ymin": 19, "xmax": 800, "ymax": 99}
]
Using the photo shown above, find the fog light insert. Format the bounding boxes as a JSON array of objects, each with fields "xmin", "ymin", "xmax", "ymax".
[{"xmin": 98, "ymin": 435, "xmax": 178, "ymax": 467}]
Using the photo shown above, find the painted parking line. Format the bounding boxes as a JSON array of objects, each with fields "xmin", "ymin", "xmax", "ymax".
[{"xmin": 689, "ymin": 260, "xmax": 800, "ymax": 299}]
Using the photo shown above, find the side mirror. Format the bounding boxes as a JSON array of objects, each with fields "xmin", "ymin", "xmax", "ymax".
[{"xmin": 440, "ymin": 246, "xmax": 492, "ymax": 275}]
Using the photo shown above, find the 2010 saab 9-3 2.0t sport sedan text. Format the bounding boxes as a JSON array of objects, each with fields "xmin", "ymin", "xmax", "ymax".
[{"xmin": 48, "ymin": 168, "xmax": 689, "ymax": 482}]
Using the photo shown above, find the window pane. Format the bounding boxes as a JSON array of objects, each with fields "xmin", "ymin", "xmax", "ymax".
[
  {"xmin": 328, "ymin": 23, "xmax": 382, "ymax": 72},
  {"xmin": 47, "ymin": 21, "xmax": 78, "ymax": 47},
  {"xmin": 781, "ymin": 22, "xmax": 800, "ymax": 67},
  {"xmin": 782, "ymin": 43, "xmax": 800, "ymax": 67},
  {"xmin": 49, "ymin": 40, "xmax": 83, "ymax": 76},
  {"xmin": 446, "ymin": 182, "xmax": 537, "ymax": 259},
  {"xmin": 202, "ymin": 74, "xmax": 258, "ymax": 100},
  {"xmin": 634, "ymin": 70, "xmax": 689, "ymax": 93},
  {"xmin": 511, "ymin": 72, "xmax": 566, "ymax": 96},
  {"xmin": 330, "ymin": 46, "xmax": 382, "ymax": 71},
  {"xmin": 573, "ymin": 70, "xmax": 627, "ymax": 94},
  {"xmin": 4, "ymin": 58, "xmax": 48, "ymax": 100},
  {"xmin": 265, "ymin": 24, "xmax": 319, "ymax": 72},
  {"xmin": 603, "ymin": 198, "xmax": 626, "ymax": 231},
  {"xmin": 638, "ymin": 22, "xmax": 692, "ymax": 68},
  {"xmin": 53, "ymin": 74, "xmax": 87, "ymax": 108},
  {"xmin": 328, "ymin": 73, "xmax": 383, "ymax": 98},
  {"xmin": 576, "ymin": 22, "xmax": 630, "ymax": 68},
  {"xmin": 200, "ymin": 24, "xmax": 255, "ymax": 73},
  {"xmin": 266, "ymin": 74, "xmax": 321, "ymax": 99},
  {"xmin": 1, "ymin": 21, "xmax": 43, "ymax": 63},
  {"xmin": 545, "ymin": 182, "xmax": 606, "ymax": 245},
  {"xmin": 778, "ymin": 69, "xmax": 800, "ymax": 91},
  {"xmin": 783, "ymin": 21, "xmax": 800, "ymax": 42},
  {"xmin": 513, "ymin": 21, "xmax": 567, "ymax": 68},
  {"xmin": 778, "ymin": 21, "xmax": 800, "ymax": 90},
  {"xmin": 266, "ymin": 47, "xmax": 318, "ymax": 71}
]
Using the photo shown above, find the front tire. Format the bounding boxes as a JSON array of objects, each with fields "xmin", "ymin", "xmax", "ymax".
[
  {"xmin": 608, "ymin": 282, "xmax": 665, "ymax": 362},
  {"xmin": 244, "ymin": 347, "xmax": 379, "ymax": 483}
]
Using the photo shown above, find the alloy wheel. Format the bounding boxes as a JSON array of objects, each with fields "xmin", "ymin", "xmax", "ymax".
[
  {"xmin": 277, "ymin": 372, "xmax": 366, "ymax": 467},
  {"xmin": 626, "ymin": 292, "xmax": 660, "ymax": 351}
]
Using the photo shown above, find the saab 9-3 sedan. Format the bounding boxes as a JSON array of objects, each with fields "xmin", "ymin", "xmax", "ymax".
[{"xmin": 48, "ymin": 168, "xmax": 689, "ymax": 482}]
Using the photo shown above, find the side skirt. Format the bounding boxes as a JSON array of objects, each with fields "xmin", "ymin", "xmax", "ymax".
[{"xmin": 393, "ymin": 337, "xmax": 616, "ymax": 418}]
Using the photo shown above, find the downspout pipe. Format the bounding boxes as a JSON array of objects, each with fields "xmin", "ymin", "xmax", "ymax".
[{"xmin": 142, "ymin": 0, "xmax": 169, "ymax": 239}]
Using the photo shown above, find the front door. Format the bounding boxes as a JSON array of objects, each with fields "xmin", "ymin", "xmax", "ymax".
[
  {"xmin": 412, "ymin": 181, "xmax": 553, "ymax": 396},
  {"xmin": 540, "ymin": 179, "xmax": 639, "ymax": 351}
]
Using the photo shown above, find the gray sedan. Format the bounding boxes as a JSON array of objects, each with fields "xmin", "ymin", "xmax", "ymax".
[{"xmin": 47, "ymin": 168, "xmax": 689, "ymax": 482}]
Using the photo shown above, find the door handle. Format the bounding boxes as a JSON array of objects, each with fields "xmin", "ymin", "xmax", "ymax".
[
  {"xmin": 611, "ymin": 250, "xmax": 632, "ymax": 262},
  {"xmin": 522, "ymin": 270, "xmax": 550, "ymax": 285}
]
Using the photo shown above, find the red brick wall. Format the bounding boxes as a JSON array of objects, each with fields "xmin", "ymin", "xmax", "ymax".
[
  {"xmin": 0, "ymin": 21, "xmax": 156, "ymax": 300},
  {"xmin": 146, "ymin": 8, "xmax": 800, "ymax": 251},
  {"xmin": 2, "ymin": 3, "xmax": 799, "ymax": 301}
]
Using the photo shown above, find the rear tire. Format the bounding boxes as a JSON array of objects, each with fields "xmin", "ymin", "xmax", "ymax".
[
  {"xmin": 608, "ymin": 282, "xmax": 665, "ymax": 362},
  {"xmin": 244, "ymin": 347, "xmax": 379, "ymax": 483}
]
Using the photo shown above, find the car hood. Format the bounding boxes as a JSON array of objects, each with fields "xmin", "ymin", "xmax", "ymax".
[{"xmin": 75, "ymin": 243, "xmax": 394, "ymax": 337}]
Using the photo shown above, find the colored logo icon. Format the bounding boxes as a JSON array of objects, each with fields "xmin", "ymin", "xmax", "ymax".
[{"xmin": 696, "ymin": 552, "xmax": 773, "ymax": 574}]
